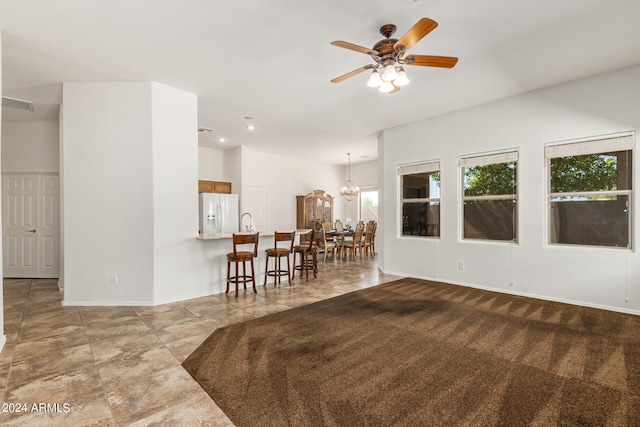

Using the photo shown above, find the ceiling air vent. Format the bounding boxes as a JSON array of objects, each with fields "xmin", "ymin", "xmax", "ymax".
[{"xmin": 2, "ymin": 96, "xmax": 34, "ymax": 112}]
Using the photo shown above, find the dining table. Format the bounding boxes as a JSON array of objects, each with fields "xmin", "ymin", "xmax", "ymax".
[{"xmin": 325, "ymin": 229, "xmax": 355, "ymax": 238}]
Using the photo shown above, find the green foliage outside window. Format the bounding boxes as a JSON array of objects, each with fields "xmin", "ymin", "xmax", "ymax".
[
  {"xmin": 464, "ymin": 162, "xmax": 517, "ymax": 197},
  {"xmin": 550, "ymin": 154, "xmax": 618, "ymax": 193}
]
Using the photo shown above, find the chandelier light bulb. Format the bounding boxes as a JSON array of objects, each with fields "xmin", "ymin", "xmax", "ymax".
[
  {"xmin": 381, "ymin": 64, "xmax": 398, "ymax": 82},
  {"xmin": 366, "ymin": 70, "xmax": 383, "ymax": 88}
]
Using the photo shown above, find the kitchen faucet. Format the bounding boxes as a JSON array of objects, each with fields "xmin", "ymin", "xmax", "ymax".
[{"xmin": 240, "ymin": 212, "xmax": 255, "ymax": 232}]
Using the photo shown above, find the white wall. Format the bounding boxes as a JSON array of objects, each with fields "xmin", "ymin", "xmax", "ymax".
[
  {"xmin": 62, "ymin": 82, "xmax": 155, "ymax": 305},
  {"xmin": 380, "ymin": 64, "xmax": 640, "ymax": 314},
  {"xmin": 0, "ymin": 31, "xmax": 5, "ymax": 351},
  {"xmin": 61, "ymin": 82, "xmax": 199, "ymax": 305},
  {"xmin": 242, "ymin": 148, "xmax": 344, "ymax": 232},
  {"xmin": 150, "ymin": 83, "xmax": 199, "ymax": 305},
  {"xmin": 1, "ymin": 121, "xmax": 59, "ymax": 172},
  {"xmin": 198, "ymin": 146, "xmax": 225, "ymax": 181}
]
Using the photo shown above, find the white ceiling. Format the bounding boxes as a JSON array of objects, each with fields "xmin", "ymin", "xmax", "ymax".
[{"xmin": 1, "ymin": 0, "xmax": 639, "ymax": 165}]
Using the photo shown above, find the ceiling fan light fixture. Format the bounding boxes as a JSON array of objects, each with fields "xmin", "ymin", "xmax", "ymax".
[
  {"xmin": 366, "ymin": 70, "xmax": 383, "ymax": 87},
  {"xmin": 393, "ymin": 68, "xmax": 410, "ymax": 86},
  {"xmin": 378, "ymin": 80, "xmax": 394, "ymax": 93},
  {"xmin": 381, "ymin": 64, "xmax": 398, "ymax": 82}
]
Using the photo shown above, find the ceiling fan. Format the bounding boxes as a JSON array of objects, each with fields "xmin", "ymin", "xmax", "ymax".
[{"xmin": 330, "ymin": 17, "xmax": 458, "ymax": 93}]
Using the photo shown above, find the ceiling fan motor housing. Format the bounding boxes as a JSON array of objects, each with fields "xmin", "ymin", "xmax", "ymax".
[{"xmin": 379, "ymin": 24, "xmax": 397, "ymax": 38}]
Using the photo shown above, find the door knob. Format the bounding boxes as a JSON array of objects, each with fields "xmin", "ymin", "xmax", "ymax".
[{"xmin": 27, "ymin": 229, "xmax": 36, "ymax": 233}]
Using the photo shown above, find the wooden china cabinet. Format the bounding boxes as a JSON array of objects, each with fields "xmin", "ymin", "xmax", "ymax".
[{"xmin": 296, "ymin": 190, "xmax": 334, "ymax": 231}]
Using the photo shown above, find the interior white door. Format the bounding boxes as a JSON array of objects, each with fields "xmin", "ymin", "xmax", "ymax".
[
  {"xmin": 2, "ymin": 173, "xmax": 59, "ymax": 278},
  {"xmin": 37, "ymin": 175, "xmax": 60, "ymax": 277}
]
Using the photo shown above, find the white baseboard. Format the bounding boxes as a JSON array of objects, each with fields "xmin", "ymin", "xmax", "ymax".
[{"xmin": 376, "ymin": 271, "xmax": 640, "ymax": 316}]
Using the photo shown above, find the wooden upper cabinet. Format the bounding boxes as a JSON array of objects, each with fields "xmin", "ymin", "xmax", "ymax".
[
  {"xmin": 213, "ymin": 181, "xmax": 232, "ymax": 194},
  {"xmin": 198, "ymin": 180, "xmax": 232, "ymax": 194},
  {"xmin": 296, "ymin": 189, "xmax": 334, "ymax": 230},
  {"xmin": 198, "ymin": 180, "xmax": 214, "ymax": 193}
]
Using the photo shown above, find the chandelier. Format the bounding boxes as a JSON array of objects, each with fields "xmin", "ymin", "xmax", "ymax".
[{"xmin": 340, "ymin": 153, "xmax": 360, "ymax": 201}]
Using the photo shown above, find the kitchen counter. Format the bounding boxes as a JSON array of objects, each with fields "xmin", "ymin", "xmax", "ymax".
[{"xmin": 196, "ymin": 229, "xmax": 312, "ymax": 240}]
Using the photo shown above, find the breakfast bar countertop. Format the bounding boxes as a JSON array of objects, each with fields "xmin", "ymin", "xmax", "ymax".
[{"xmin": 196, "ymin": 229, "xmax": 312, "ymax": 241}]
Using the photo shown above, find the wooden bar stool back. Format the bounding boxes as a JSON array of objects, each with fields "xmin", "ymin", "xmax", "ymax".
[
  {"xmin": 264, "ymin": 231, "xmax": 296, "ymax": 286},
  {"xmin": 293, "ymin": 230, "xmax": 319, "ymax": 281},
  {"xmin": 226, "ymin": 233, "xmax": 260, "ymax": 297}
]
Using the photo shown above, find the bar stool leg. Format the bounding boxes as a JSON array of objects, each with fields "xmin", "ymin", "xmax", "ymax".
[
  {"xmin": 226, "ymin": 260, "xmax": 231, "ymax": 294},
  {"xmin": 234, "ymin": 261, "xmax": 239, "ymax": 297},
  {"xmin": 241, "ymin": 261, "xmax": 247, "ymax": 290},
  {"xmin": 264, "ymin": 256, "xmax": 269, "ymax": 286},
  {"xmin": 302, "ymin": 250, "xmax": 308, "ymax": 281},
  {"xmin": 313, "ymin": 250, "xmax": 318, "ymax": 278},
  {"xmin": 250, "ymin": 258, "xmax": 257, "ymax": 293}
]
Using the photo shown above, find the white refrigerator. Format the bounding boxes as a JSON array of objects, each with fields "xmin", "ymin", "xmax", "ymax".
[{"xmin": 199, "ymin": 193, "xmax": 239, "ymax": 236}]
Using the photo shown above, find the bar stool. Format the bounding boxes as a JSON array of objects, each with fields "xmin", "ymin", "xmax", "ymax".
[
  {"xmin": 293, "ymin": 230, "xmax": 319, "ymax": 281},
  {"xmin": 264, "ymin": 231, "xmax": 295, "ymax": 286},
  {"xmin": 226, "ymin": 233, "xmax": 259, "ymax": 297}
]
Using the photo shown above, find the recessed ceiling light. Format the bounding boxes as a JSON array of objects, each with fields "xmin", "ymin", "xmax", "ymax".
[
  {"xmin": 244, "ymin": 116, "xmax": 255, "ymax": 131},
  {"xmin": 217, "ymin": 137, "xmax": 226, "ymax": 143}
]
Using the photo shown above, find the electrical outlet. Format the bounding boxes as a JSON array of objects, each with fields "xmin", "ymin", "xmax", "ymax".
[
  {"xmin": 458, "ymin": 262, "xmax": 464, "ymax": 270},
  {"xmin": 110, "ymin": 274, "xmax": 118, "ymax": 286}
]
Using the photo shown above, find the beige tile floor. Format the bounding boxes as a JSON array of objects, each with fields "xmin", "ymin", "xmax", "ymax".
[{"xmin": 0, "ymin": 256, "xmax": 400, "ymax": 426}]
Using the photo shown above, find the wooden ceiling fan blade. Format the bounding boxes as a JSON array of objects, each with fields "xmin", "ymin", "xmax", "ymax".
[
  {"xmin": 394, "ymin": 18, "xmax": 438, "ymax": 52},
  {"xmin": 330, "ymin": 65, "xmax": 371, "ymax": 83},
  {"xmin": 330, "ymin": 41, "xmax": 378, "ymax": 55},
  {"xmin": 405, "ymin": 55, "xmax": 458, "ymax": 68},
  {"xmin": 389, "ymin": 85, "xmax": 401, "ymax": 94}
]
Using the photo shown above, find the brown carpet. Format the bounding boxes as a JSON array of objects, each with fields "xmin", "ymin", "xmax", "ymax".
[{"xmin": 183, "ymin": 278, "xmax": 640, "ymax": 426}]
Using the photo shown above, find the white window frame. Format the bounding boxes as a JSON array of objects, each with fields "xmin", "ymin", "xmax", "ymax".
[
  {"xmin": 545, "ymin": 132, "xmax": 634, "ymax": 250},
  {"xmin": 398, "ymin": 160, "xmax": 441, "ymax": 238},
  {"xmin": 458, "ymin": 149, "xmax": 519, "ymax": 243}
]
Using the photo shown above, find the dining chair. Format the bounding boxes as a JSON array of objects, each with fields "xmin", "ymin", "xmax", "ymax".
[
  {"xmin": 264, "ymin": 231, "xmax": 296, "ymax": 286},
  {"xmin": 363, "ymin": 225, "xmax": 374, "ymax": 258},
  {"xmin": 369, "ymin": 221, "xmax": 377, "ymax": 255},
  {"xmin": 317, "ymin": 222, "xmax": 338, "ymax": 262},
  {"xmin": 342, "ymin": 222, "xmax": 364, "ymax": 260},
  {"xmin": 226, "ymin": 233, "xmax": 260, "ymax": 297},
  {"xmin": 335, "ymin": 219, "xmax": 344, "ymax": 232}
]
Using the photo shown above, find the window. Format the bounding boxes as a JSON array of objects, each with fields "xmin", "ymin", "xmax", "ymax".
[
  {"xmin": 545, "ymin": 133, "xmax": 633, "ymax": 249},
  {"xmin": 359, "ymin": 190, "xmax": 378, "ymax": 223},
  {"xmin": 459, "ymin": 150, "xmax": 518, "ymax": 242},
  {"xmin": 398, "ymin": 161, "xmax": 440, "ymax": 237}
]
